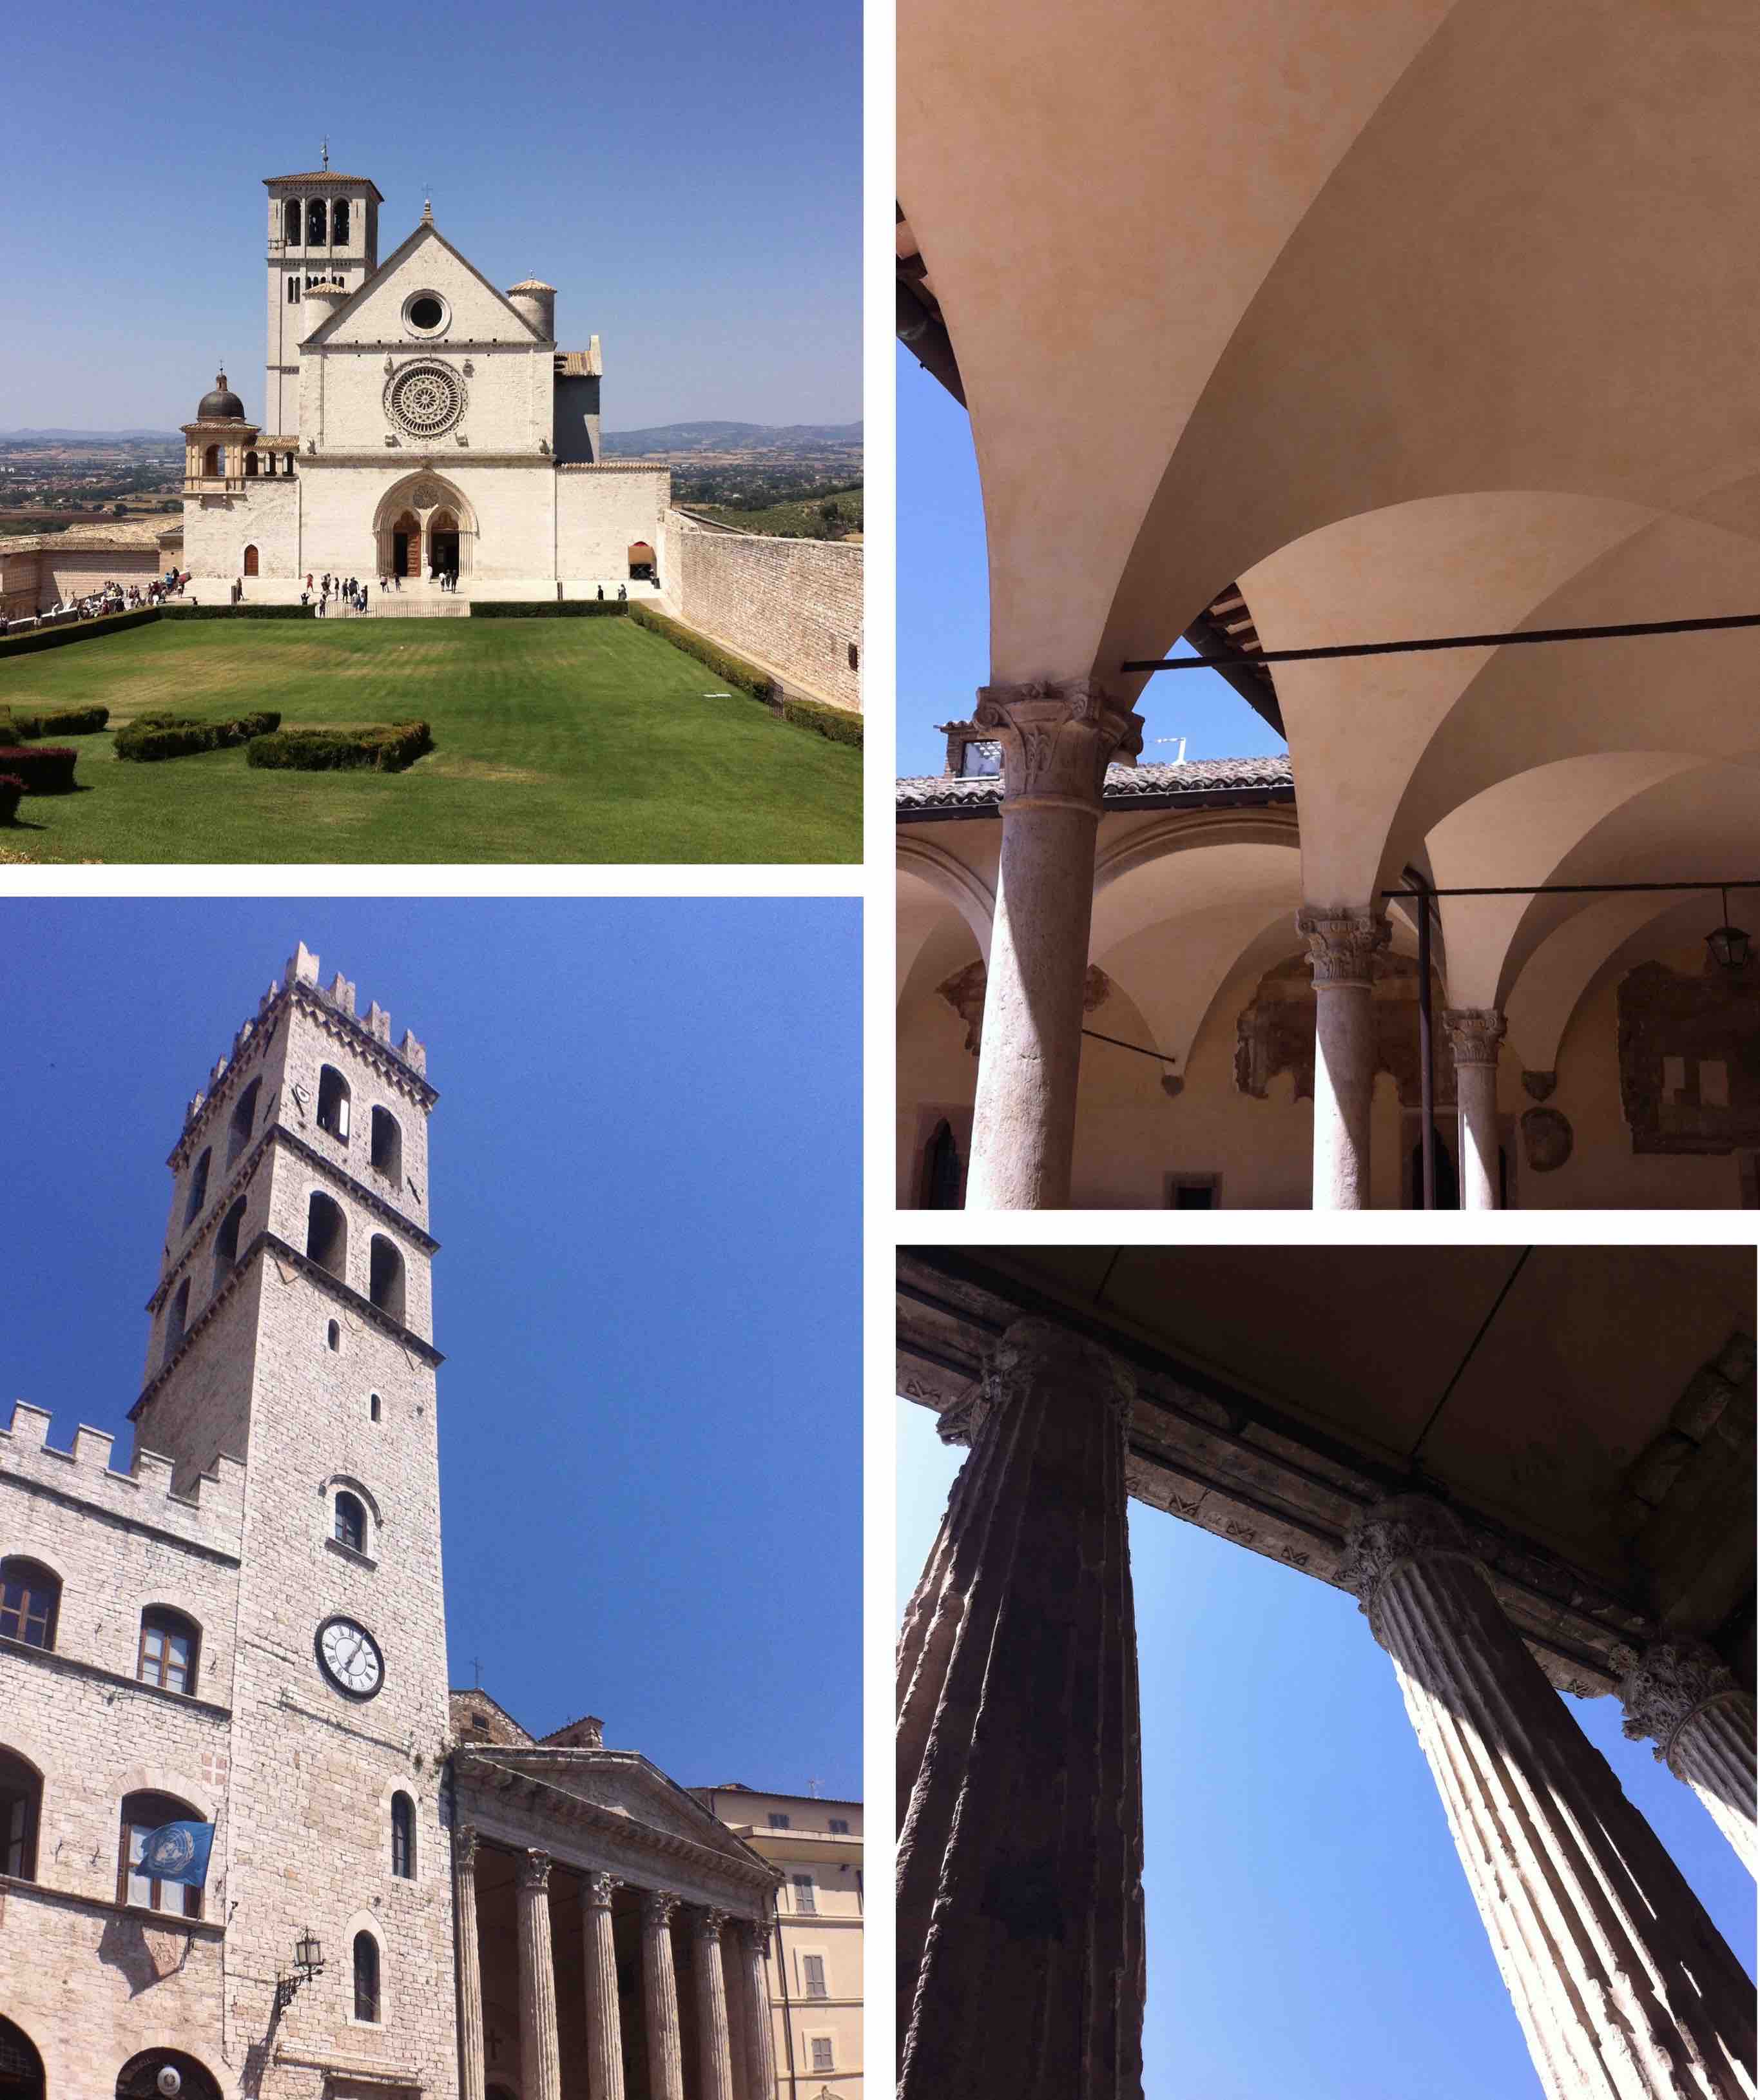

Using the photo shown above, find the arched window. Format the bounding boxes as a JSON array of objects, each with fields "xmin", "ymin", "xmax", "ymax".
[
  {"xmin": 0, "ymin": 1747, "xmax": 43, "ymax": 1879},
  {"xmin": 318, "ymin": 1064, "xmax": 351, "ymax": 1141},
  {"xmin": 307, "ymin": 197, "xmax": 327, "ymax": 245},
  {"xmin": 287, "ymin": 275, "xmax": 301, "ymax": 303},
  {"xmin": 244, "ymin": 541, "xmax": 260, "ymax": 574},
  {"xmin": 370, "ymin": 1105, "xmax": 402, "ymax": 1183},
  {"xmin": 848, "ymin": 642, "xmax": 859, "ymax": 671},
  {"xmin": 327, "ymin": 1319, "xmax": 341, "ymax": 1351},
  {"xmin": 333, "ymin": 197, "xmax": 350, "ymax": 243},
  {"xmin": 138, "ymin": 1606, "xmax": 200, "ymax": 1695},
  {"xmin": 227, "ymin": 1076, "xmax": 261, "ymax": 1165},
  {"xmin": 922, "ymin": 1119, "xmax": 963, "ymax": 1210},
  {"xmin": 213, "ymin": 1195, "xmax": 247, "ymax": 1286},
  {"xmin": 164, "ymin": 1276, "xmax": 191, "ymax": 1358},
  {"xmin": 307, "ymin": 1191, "xmax": 347, "ymax": 1278},
  {"xmin": 369, "ymin": 1236, "xmax": 405, "ymax": 1321},
  {"xmin": 334, "ymin": 1490, "xmax": 367, "ymax": 1554},
  {"xmin": 353, "ymin": 1930, "xmax": 381, "ymax": 2022},
  {"xmin": 184, "ymin": 1147, "xmax": 211, "ymax": 1225},
  {"xmin": 391, "ymin": 1791, "xmax": 415, "ymax": 1878},
  {"xmin": 284, "ymin": 198, "xmax": 300, "ymax": 243},
  {"xmin": 117, "ymin": 1789, "xmax": 202, "ymax": 1917},
  {"xmin": 244, "ymin": 452, "xmax": 259, "ymax": 478},
  {"xmin": 203, "ymin": 444, "xmax": 222, "ymax": 477},
  {"xmin": 369, "ymin": 1392, "xmax": 382, "ymax": 1423},
  {"xmin": 0, "ymin": 1560, "xmax": 60, "ymax": 1652}
]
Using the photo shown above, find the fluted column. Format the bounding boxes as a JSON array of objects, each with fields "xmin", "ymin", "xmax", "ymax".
[
  {"xmin": 1299, "ymin": 907, "xmax": 1390, "ymax": 1209},
  {"xmin": 897, "ymin": 1316, "xmax": 1143, "ymax": 2100},
  {"xmin": 454, "ymin": 1823, "xmax": 486, "ymax": 2100},
  {"xmin": 734, "ymin": 1917, "xmax": 779, "ymax": 2100},
  {"xmin": 693, "ymin": 1908, "xmax": 736, "ymax": 2100},
  {"xmin": 1342, "ymin": 1496, "xmax": 1756, "ymax": 2099},
  {"xmin": 1445, "ymin": 1006, "xmax": 1506, "ymax": 1209},
  {"xmin": 641, "ymin": 1892, "xmax": 686, "ymax": 2100},
  {"xmin": 1620, "ymin": 1640, "xmax": 1757, "ymax": 1879},
  {"xmin": 965, "ymin": 679, "xmax": 1145, "ymax": 1210},
  {"xmin": 516, "ymin": 1849, "xmax": 563, "ymax": 2100},
  {"xmin": 581, "ymin": 1870, "xmax": 627, "ymax": 2100}
]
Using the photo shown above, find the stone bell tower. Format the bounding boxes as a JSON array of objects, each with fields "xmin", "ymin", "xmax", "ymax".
[
  {"xmin": 132, "ymin": 942, "xmax": 459, "ymax": 2097},
  {"xmin": 264, "ymin": 156, "xmax": 384, "ymax": 437}
]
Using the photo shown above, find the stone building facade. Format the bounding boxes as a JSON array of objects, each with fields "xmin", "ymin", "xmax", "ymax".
[{"xmin": 0, "ymin": 948, "xmax": 790, "ymax": 2100}]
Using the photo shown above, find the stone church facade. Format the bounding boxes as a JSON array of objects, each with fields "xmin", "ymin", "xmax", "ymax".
[
  {"xmin": 179, "ymin": 168, "xmax": 668, "ymax": 594},
  {"xmin": 0, "ymin": 948, "xmax": 786, "ymax": 2100}
]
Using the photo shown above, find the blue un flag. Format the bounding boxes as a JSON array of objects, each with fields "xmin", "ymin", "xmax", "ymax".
[{"xmin": 138, "ymin": 1821, "xmax": 215, "ymax": 1889}]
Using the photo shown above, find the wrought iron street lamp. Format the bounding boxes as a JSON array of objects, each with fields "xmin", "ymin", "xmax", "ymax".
[
  {"xmin": 275, "ymin": 1927, "xmax": 325, "ymax": 2010},
  {"xmin": 1705, "ymin": 889, "xmax": 1752, "ymax": 971}
]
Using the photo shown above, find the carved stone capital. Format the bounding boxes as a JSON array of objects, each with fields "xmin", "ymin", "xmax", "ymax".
[
  {"xmin": 1338, "ymin": 1495, "xmax": 1477, "ymax": 1631},
  {"xmin": 694, "ymin": 1906, "xmax": 731, "ymax": 1941},
  {"xmin": 642, "ymin": 1889, "xmax": 681, "ymax": 1929},
  {"xmin": 454, "ymin": 1821, "xmax": 479, "ymax": 1868},
  {"xmin": 583, "ymin": 1869, "xmax": 621, "ymax": 1910},
  {"xmin": 1295, "ymin": 906, "xmax": 1391, "ymax": 988},
  {"xmin": 732, "ymin": 1917, "xmax": 771, "ymax": 1954},
  {"xmin": 972, "ymin": 677, "xmax": 1145, "ymax": 812},
  {"xmin": 1618, "ymin": 1640, "xmax": 1742, "ymax": 1762},
  {"xmin": 1444, "ymin": 1006, "xmax": 1507, "ymax": 1067},
  {"xmin": 985, "ymin": 1314, "xmax": 1136, "ymax": 1426},
  {"xmin": 517, "ymin": 1847, "xmax": 553, "ymax": 1892}
]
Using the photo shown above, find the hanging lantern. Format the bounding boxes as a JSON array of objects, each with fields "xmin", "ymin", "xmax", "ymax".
[
  {"xmin": 295, "ymin": 1926, "xmax": 325, "ymax": 1977},
  {"xmin": 1705, "ymin": 888, "xmax": 1752, "ymax": 971}
]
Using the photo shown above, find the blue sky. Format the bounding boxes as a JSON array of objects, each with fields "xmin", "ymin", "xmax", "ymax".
[
  {"xmin": 0, "ymin": 899, "xmax": 861, "ymax": 1800},
  {"xmin": 898, "ymin": 1401, "xmax": 1755, "ymax": 2099},
  {"xmin": 1, "ymin": 0, "xmax": 858, "ymax": 433},
  {"xmin": 896, "ymin": 343, "xmax": 1288, "ymax": 777}
]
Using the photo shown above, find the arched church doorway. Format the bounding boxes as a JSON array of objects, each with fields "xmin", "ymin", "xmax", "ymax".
[
  {"xmin": 429, "ymin": 509, "xmax": 461, "ymax": 579},
  {"xmin": 115, "ymin": 2050, "xmax": 222, "ymax": 2099},
  {"xmin": 390, "ymin": 510, "xmax": 420, "ymax": 579},
  {"xmin": 628, "ymin": 540, "xmax": 655, "ymax": 581},
  {"xmin": 0, "ymin": 2016, "xmax": 44, "ymax": 2099},
  {"xmin": 243, "ymin": 544, "xmax": 259, "ymax": 578}
]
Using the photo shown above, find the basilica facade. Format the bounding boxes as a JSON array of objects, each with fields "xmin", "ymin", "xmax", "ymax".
[{"xmin": 179, "ymin": 168, "xmax": 667, "ymax": 596}]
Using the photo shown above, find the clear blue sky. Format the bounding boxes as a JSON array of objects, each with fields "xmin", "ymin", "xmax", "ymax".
[
  {"xmin": 898, "ymin": 1402, "xmax": 1755, "ymax": 2099},
  {"xmin": 1, "ymin": 0, "xmax": 858, "ymax": 433},
  {"xmin": 896, "ymin": 343, "xmax": 1287, "ymax": 776},
  {"xmin": 0, "ymin": 899, "xmax": 860, "ymax": 1801}
]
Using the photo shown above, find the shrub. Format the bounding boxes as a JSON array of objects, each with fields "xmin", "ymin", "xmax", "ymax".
[
  {"xmin": 781, "ymin": 694, "xmax": 864, "ymax": 749},
  {"xmin": 0, "ymin": 608, "xmax": 159, "ymax": 658},
  {"xmin": 157, "ymin": 603, "xmax": 315, "ymax": 620},
  {"xmin": 470, "ymin": 599, "xmax": 630, "ymax": 617},
  {"xmin": 0, "ymin": 705, "xmax": 110, "ymax": 741},
  {"xmin": 113, "ymin": 711, "xmax": 282, "ymax": 762},
  {"xmin": 0, "ymin": 775, "xmax": 23, "ymax": 824},
  {"xmin": 246, "ymin": 721, "xmax": 433, "ymax": 773},
  {"xmin": 627, "ymin": 605, "xmax": 775, "ymax": 701},
  {"xmin": 0, "ymin": 746, "xmax": 79, "ymax": 793}
]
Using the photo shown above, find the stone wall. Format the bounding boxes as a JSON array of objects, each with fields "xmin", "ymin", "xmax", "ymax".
[
  {"xmin": 556, "ymin": 467, "xmax": 669, "ymax": 582},
  {"xmin": 668, "ymin": 513, "xmax": 863, "ymax": 712}
]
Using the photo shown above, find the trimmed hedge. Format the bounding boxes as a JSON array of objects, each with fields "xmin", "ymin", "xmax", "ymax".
[
  {"xmin": 0, "ymin": 607, "xmax": 160, "ymax": 658},
  {"xmin": 0, "ymin": 775, "xmax": 23, "ymax": 825},
  {"xmin": 0, "ymin": 705, "xmax": 110, "ymax": 741},
  {"xmin": 0, "ymin": 746, "xmax": 79, "ymax": 793},
  {"xmin": 114, "ymin": 711, "xmax": 282, "ymax": 762},
  {"xmin": 246, "ymin": 721, "xmax": 433, "ymax": 773},
  {"xmin": 158, "ymin": 603, "xmax": 315, "ymax": 620},
  {"xmin": 626, "ymin": 604, "xmax": 864, "ymax": 749},
  {"xmin": 470, "ymin": 599, "xmax": 630, "ymax": 618}
]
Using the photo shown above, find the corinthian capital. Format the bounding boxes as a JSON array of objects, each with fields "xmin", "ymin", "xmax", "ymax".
[
  {"xmin": 733, "ymin": 1916, "xmax": 771, "ymax": 1955},
  {"xmin": 642, "ymin": 1889, "xmax": 681, "ymax": 1929},
  {"xmin": 454, "ymin": 1821, "xmax": 479, "ymax": 1868},
  {"xmin": 695, "ymin": 1905, "xmax": 731, "ymax": 1941},
  {"xmin": 972, "ymin": 677, "xmax": 1145, "ymax": 812},
  {"xmin": 983, "ymin": 1315, "xmax": 1136, "ymax": 1426},
  {"xmin": 517, "ymin": 1847, "xmax": 553, "ymax": 1892},
  {"xmin": 583, "ymin": 1869, "xmax": 621, "ymax": 1910},
  {"xmin": 1296, "ymin": 906, "xmax": 1391, "ymax": 987},
  {"xmin": 1618, "ymin": 1640, "xmax": 1742, "ymax": 1762},
  {"xmin": 1444, "ymin": 1007, "xmax": 1507, "ymax": 1067},
  {"xmin": 1337, "ymin": 1496, "xmax": 1476, "ymax": 1628}
]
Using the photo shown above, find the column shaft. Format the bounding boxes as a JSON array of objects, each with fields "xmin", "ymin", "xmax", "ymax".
[
  {"xmin": 641, "ymin": 1892, "xmax": 687, "ymax": 2100},
  {"xmin": 516, "ymin": 1849, "xmax": 563, "ymax": 2100},
  {"xmin": 963, "ymin": 679, "xmax": 1144, "ymax": 1210},
  {"xmin": 1300, "ymin": 908, "xmax": 1389, "ymax": 1210},
  {"xmin": 735, "ymin": 1918, "xmax": 779, "ymax": 2100},
  {"xmin": 1620, "ymin": 1642, "xmax": 1758, "ymax": 1880},
  {"xmin": 454, "ymin": 1824, "xmax": 486, "ymax": 2100},
  {"xmin": 582, "ymin": 1871, "xmax": 628, "ymax": 2100},
  {"xmin": 1446, "ymin": 1007, "xmax": 1505, "ymax": 1210},
  {"xmin": 693, "ymin": 1910, "xmax": 737, "ymax": 2100},
  {"xmin": 896, "ymin": 1316, "xmax": 1143, "ymax": 2099},
  {"xmin": 1344, "ymin": 1499, "xmax": 1756, "ymax": 2099}
]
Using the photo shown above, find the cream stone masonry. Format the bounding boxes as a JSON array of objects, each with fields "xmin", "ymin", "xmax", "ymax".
[
  {"xmin": 668, "ymin": 517, "xmax": 864, "ymax": 712},
  {"xmin": 1618, "ymin": 1642, "xmax": 1759, "ymax": 1880}
]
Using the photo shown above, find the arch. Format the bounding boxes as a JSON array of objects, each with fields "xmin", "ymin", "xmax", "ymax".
[
  {"xmin": 369, "ymin": 1391, "xmax": 382, "ymax": 1423},
  {"xmin": 203, "ymin": 444, "xmax": 222, "ymax": 478},
  {"xmin": 896, "ymin": 835, "xmax": 995, "ymax": 990},
  {"xmin": 391, "ymin": 1789, "xmax": 416, "ymax": 1878},
  {"xmin": 352, "ymin": 1923, "xmax": 383, "ymax": 2024},
  {"xmin": 116, "ymin": 2050, "xmax": 222, "ymax": 2100},
  {"xmin": 373, "ymin": 474, "xmax": 479, "ymax": 581},
  {"xmin": 138, "ymin": 1605, "xmax": 201, "ymax": 1696},
  {"xmin": 227, "ymin": 1075, "xmax": 262, "ymax": 1165},
  {"xmin": 117, "ymin": 1788, "xmax": 203, "ymax": 1916},
  {"xmin": 0, "ymin": 2016, "xmax": 44, "ymax": 2097},
  {"xmin": 244, "ymin": 452, "xmax": 260, "ymax": 479},
  {"xmin": 317, "ymin": 1064, "xmax": 351, "ymax": 1141},
  {"xmin": 327, "ymin": 1317, "xmax": 341, "ymax": 1352},
  {"xmin": 333, "ymin": 1488, "xmax": 368, "ymax": 1554},
  {"xmin": 307, "ymin": 1191, "xmax": 347, "ymax": 1278},
  {"xmin": 306, "ymin": 197, "xmax": 327, "ymax": 245},
  {"xmin": 0, "ymin": 1745, "xmax": 43, "ymax": 1880},
  {"xmin": 371, "ymin": 1105, "xmax": 403, "ymax": 1183},
  {"xmin": 921, "ymin": 1119, "xmax": 964, "ymax": 1210},
  {"xmin": 628, "ymin": 540, "xmax": 656, "ymax": 578},
  {"xmin": 333, "ymin": 197, "xmax": 350, "ymax": 244},
  {"xmin": 164, "ymin": 1277, "xmax": 191, "ymax": 1359},
  {"xmin": 369, "ymin": 1235, "xmax": 405, "ymax": 1321},
  {"xmin": 429, "ymin": 508, "xmax": 461, "ymax": 580},
  {"xmin": 212, "ymin": 1195, "xmax": 247, "ymax": 1286},
  {"xmin": 284, "ymin": 199, "xmax": 301, "ymax": 244},
  {"xmin": 184, "ymin": 1146, "xmax": 211, "ymax": 1225},
  {"xmin": 243, "ymin": 542, "xmax": 260, "ymax": 574}
]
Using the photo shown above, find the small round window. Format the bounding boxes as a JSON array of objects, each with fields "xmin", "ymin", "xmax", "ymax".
[{"xmin": 403, "ymin": 292, "xmax": 449, "ymax": 336}]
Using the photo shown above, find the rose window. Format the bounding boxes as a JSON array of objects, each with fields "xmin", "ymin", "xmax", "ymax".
[{"xmin": 385, "ymin": 360, "xmax": 466, "ymax": 440}]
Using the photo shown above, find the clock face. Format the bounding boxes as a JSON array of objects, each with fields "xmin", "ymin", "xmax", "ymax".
[{"xmin": 316, "ymin": 1615, "xmax": 385, "ymax": 1700}]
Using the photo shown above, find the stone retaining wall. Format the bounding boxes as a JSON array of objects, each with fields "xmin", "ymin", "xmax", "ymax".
[{"xmin": 667, "ymin": 511, "xmax": 862, "ymax": 712}]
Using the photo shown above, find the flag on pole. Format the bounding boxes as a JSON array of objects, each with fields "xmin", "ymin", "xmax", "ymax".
[{"xmin": 138, "ymin": 1821, "xmax": 215, "ymax": 1889}]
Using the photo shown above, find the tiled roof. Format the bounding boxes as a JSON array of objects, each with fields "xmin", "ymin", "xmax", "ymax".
[
  {"xmin": 265, "ymin": 170, "xmax": 380, "ymax": 186},
  {"xmin": 554, "ymin": 348, "xmax": 602, "ymax": 377},
  {"xmin": 509, "ymin": 277, "xmax": 556, "ymax": 293},
  {"xmin": 896, "ymin": 752, "xmax": 1293, "ymax": 813}
]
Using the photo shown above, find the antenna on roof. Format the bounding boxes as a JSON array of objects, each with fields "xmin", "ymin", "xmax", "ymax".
[
  {"xmin": 1153, "ymin": 735, "xmax": 1188, "ymax": 762},
  {"xmin": 321, "ymin": 135, "xmax": 330, "ymax": 172}
]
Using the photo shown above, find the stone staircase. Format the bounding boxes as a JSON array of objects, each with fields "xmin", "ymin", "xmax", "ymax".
[{"xmin": 369, "ymin": 581, "xmax": 470, "ymax": 619}]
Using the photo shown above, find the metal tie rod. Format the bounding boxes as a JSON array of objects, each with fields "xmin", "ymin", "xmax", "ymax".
[
  {"xmin": 1382, "ymin": 879, "xmax": 1760, "ymax": 899},
  {"xmin": 1122, "ymin": 609, "xmax": 1760, "ymax": 674}
]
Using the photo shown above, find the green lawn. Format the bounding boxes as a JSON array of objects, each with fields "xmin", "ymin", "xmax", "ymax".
[{"xmin": 0, "ymin": 617, "xmax": 862, "ymax": 863}]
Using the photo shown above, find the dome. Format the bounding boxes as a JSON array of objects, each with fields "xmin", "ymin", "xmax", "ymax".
[{"xmin": 197, "ymin": 371, "xmax": 245, "ymax": 422}]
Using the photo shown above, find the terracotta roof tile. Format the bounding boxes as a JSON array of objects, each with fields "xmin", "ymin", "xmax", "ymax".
[{"xmin": 896, "ymin": 752, "xmax": 1294, "ymax": 813}]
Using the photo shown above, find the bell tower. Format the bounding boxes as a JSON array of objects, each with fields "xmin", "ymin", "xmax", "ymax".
[
  {"xmin": 131, "ymin": 942, "xmax": 459, "ymax": 2096},
  {"xmin": 264, "ymin": 155, "xmax": 383, "ymax": 438}
]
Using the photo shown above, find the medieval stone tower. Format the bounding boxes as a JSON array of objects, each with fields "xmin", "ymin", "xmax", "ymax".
[
  {"xmin": 133, "ymin": 941, "xmax": 459, "ymax": 2096},
  {"xmin": 265, "ymin": 166, "xmax": 382, "ymax": 437}
]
